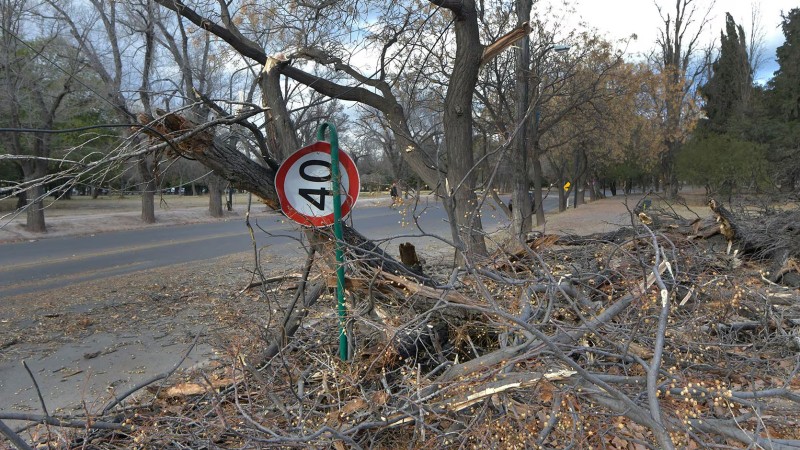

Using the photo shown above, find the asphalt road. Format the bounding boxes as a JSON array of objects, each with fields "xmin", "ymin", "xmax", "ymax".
[{"xmin": 0, "ymin": 194, "xmax": 559, "ymax": 298}]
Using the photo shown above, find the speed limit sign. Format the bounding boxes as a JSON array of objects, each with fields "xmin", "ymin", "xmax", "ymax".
[{"xmin": 275, "ymin": 141, "xmax": 360, "ymax": 227}]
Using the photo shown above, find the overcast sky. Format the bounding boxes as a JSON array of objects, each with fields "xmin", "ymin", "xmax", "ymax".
[{"xmin": 538, "ymin": 0, "xmax": 796, "ymax": 83}]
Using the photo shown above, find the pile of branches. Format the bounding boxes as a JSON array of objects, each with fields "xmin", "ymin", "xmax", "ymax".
[{"xmin": 3, "ymin": 200, "xmax": 800, "ymax": 449}]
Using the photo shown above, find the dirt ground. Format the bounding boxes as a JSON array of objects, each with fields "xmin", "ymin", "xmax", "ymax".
[{"xmin": 0, "ymin": 192, "xmax": 648, "ymax": 425}]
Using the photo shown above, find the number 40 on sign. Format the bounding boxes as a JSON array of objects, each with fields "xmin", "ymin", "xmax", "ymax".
[{"xmin": 275, "ymin": 141, "xmax": 361, "ymax": 227}]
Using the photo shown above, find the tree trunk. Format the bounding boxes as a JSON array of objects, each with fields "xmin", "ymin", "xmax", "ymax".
[
  {"xmin": 589, "ymin": 178, "xmax": 603, "ymax": 200},
  {"xmin": 510, "ymin": 0, "xmax": 533, "ymax": 241},
  {"xmin": 261, "ymin": 60, "xmax": 299, "ymax": 161},
  {"xmin": 15, "ymin": 190, "xmax": 26, "ymax": 210},
  {"xmin": 138, "ymin": 155, "xmax": 156, "ymax": 224},
  {"xmin": 141, "ymin": 188, "xmax": 156, "ymax": 223},
  {"xmin": 531, "ymin": 144, "xmax": 546, "ymax": 226},
  {"xmin": 441, "ymin": 1, "xmax": 487, "ymax": 257},
  {"xmin": 208, "ymin": 174, "xmax": 224, "ymax": 217},
  {"xmin": 571, "ymin": 148, "xmax": 586, "ymax": 208},
  {"xmin": 22, "ymin": 160, "xmax": 48, "ymax": 232},
  {"xmin": 662, "ymin": 140, "xmax": 680, "ymax": 197},
  {"xmin": 25, "ymin": 182, "xmax": 46, "ymax": 233}
]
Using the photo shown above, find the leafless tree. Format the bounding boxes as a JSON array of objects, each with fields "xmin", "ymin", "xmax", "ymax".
[{"xmin": 651, "ymin": 0, "xmax": 712, "ymax": 197}]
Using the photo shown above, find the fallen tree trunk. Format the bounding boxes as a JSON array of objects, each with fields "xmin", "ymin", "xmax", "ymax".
[
  {"xmin": 138, "ymin": 110, "xmax": 435, "ymax": 288},
  {"xmin": 709, "ymin": 198, "xmax": 800, "ymax": 286}
]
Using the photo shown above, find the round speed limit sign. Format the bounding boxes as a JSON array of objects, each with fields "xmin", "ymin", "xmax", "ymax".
[{"xmin": 275, "ymin": 141, "xmax": 360, "ymax": 227}]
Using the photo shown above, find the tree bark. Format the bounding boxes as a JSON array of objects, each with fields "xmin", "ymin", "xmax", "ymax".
[
  {"xmin": 531, "ymin": 143, "xmax": 546, "ymax": 225},
  {"xmin": 24, "ymin": 177, "xmax": 46, "ymax": 233},
  {"xmin": 438, "ymin": 0, "xmax": 487, "ymax": 256},
  {"xmin": 261, "ymin": 58, "xmax": 300, "ymax": 161},
  {"xmin": 207, "ymin": 173, "xmax": 224, "ymax": 217},
  {"xmin": 138, "ymin": 155, "xmax": 156, "ymax": 224},
  {"xmin": 511, "ymin": 0, "xmax": 533, "ymax": 240},
  {"xmin": 571, "ymin": 148, "xmax": 587, "ymax": 208}
]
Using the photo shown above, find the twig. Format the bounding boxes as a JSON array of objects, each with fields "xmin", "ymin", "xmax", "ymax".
[
  {"xmin": 0, "ymin": 419, "xmax": 33, "ymax": 450},
  {"xmin": 22, "ymin": 360, "xmax": 50, "ymax": 417},
  {"xmin": 536, "ymin": 392, "xmax": 563, "ymax": 446},
  {"xmin": 238, "ymin": 274, "xmax": 302, "ymax": 293},
  {"xmin": 253, "ymin": 280, "xmax": 326, "ymax": 370}
]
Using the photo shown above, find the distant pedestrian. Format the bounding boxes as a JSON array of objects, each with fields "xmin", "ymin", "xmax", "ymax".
[{"xmin": 389, "ymin": 181, "xmax": 401, "ymax": 207}]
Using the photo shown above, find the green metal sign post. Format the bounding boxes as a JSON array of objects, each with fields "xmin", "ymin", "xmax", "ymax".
[{"xmin": 316, "ymin": 122, "xmax": 348, "ymax": 361}]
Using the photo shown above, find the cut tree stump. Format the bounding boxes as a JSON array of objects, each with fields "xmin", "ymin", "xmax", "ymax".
[{"xmin": 399, "ymin": 242, "xmax": 423, "ymax": 275}]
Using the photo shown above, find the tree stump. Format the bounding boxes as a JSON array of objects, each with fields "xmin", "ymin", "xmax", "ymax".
[{"xmin": 399, "ymin": 242, "xmax": 423, "ymax": 275}]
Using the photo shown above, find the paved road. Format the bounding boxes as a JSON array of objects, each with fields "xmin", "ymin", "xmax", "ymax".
[{"xmin": 0, "ymin": 194, "xmax": 559, "ymax": 298}]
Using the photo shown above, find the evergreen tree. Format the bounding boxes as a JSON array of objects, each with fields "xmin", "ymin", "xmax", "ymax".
[
  {"xmin": 700, "ymin": 12, "xmax": 752, "ymax": 134},
  {"xmin": 770, "ymin": 8, "xmax": 800, "ymax": 121},
  {"xmin": 766, "ymin": 8, "xmax": 800, "ymax": 191}
]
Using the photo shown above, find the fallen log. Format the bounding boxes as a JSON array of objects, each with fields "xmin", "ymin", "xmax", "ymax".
[{"xmin": 708, "ymin": 199, "xmax": 800, "ymax": 286}]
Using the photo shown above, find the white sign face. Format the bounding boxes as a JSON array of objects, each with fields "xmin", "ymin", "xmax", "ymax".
[{"xmin": 275, "ymin": 142, "xmax": 360, "ymax": 227}]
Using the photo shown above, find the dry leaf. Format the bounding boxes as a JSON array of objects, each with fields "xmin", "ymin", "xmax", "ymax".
[
  {"xmin": 339, "ymin": 398, "xmax": 368, "ymax": 418},
  {"xmin": 370, "ymin": 390, "xmax": 389, "ymax": 406},
  {"xmin": 627, "ymin": 342, "xmax": 654, "ymax": 359},
  {"xmin": 160, "ymin": 378, "xmax": 233, "ymax": 398},
  {"xmin": 539, "ymin": 382, "xmax": 554, "ymax": 403}
]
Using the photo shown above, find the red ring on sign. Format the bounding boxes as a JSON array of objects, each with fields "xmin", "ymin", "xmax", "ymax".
[{"xmin": 275, "ymin": 141, "xmax": 360, "ymax": 227}]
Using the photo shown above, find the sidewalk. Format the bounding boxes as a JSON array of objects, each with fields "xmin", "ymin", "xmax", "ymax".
[{"xmin": 536, "ymin": 194, "xmax": 642, "ymax": 236}]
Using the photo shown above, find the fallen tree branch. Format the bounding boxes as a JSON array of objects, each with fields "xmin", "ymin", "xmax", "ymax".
[
  {"xmin": 0, "ymin": 413, "xmax": 131, "ymax": 433},
  {"xmin": 690, "ymin": 417, "xmax": 800, "ymax": 449},
  {"xmin": 382, "ymin": 370, "xmax": 576, "ymax": 428},
  {"xmin": 437, "ymin": 369, "xmax": 575, "ymax": 412},
  {"xmin": 0, "ymin": 419, "xmax": 33, "ymax": 450},
  {"xmin": 379, "ymin": 270, "xmax": 474, "ymax": 305}
]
